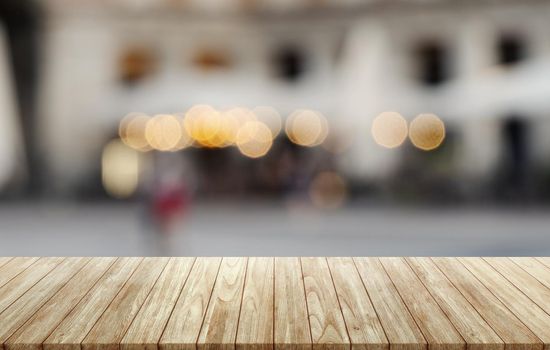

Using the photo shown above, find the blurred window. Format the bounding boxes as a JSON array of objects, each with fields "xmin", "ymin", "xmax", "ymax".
[
  {"xmin": 415, "ymin": 42, "xmax": 448, "ymax": 86},
  {"xmin": 273, "ymin": 46, "xmax": 306, "ymax": 82},
  {"xmin": 118, "ymin": 47, "xmax": 156, "ymax": 85},
  {"xmin": 497, "ymin": 34, "xmax": 526, "ymax": 66}
]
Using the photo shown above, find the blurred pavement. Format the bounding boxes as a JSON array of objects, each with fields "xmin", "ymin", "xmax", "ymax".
[{"xmin": 0, "ymin": 202, "xmax": 549, "ymax": 256}]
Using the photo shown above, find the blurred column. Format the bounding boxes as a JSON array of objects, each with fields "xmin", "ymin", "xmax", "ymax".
[
  {"xmin": 0, "ymin": 0, "xmax": 41, "ymax": 195},
  {"xmin": 454, "ymin": 17, "xmax": 501, "ymax": 181},
  {"xmin": 0, "ymin": 25, "xmax": 25, "ymax": 193}
]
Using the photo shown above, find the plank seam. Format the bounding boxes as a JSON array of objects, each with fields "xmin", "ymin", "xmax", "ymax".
[
  {"xmin": 454, "ymin": 258, "xmax": 545, "ymax": 345},
  {"xmin": 36, "ymin": 258, "xmax": 119, "ymax": 350},
  {"xmin": 157, "ymin": 258, "xmax": 198, "ymax": 347},
  {"xmin": 377, "ymin": 258, "xmax": 430, "ymax": 347},
  {"xmin": 2, "ymin": 258, "xmax": 92, "ymax": 350},
  {"xmin": 324, "ymin": 258, "xmax": 352, "ymax": 350},
  {"xmin": 508, "ymin": 258, "xmax": 550, "ymax": 291},
  {"xmin": 534, "ymin": 258, "xmax": 550, "ymax": 270},
  {"xmin": 401, "ymin": 258, "xmax": 468, "ymax": 348},
  {"xmin": 350, "ymin": 258, "xmax": 390, "ymax": 349},
  {"xmin": 194, "ymin": 257, "xmax": 224, "ymax": 350},
  {"xmin": 480, "ymin": 258, "xmax": 550, "ymax": 318},
  {"xmin": 234, "ymin": 257, "xmax": 250, "ymax": 350},
  {"xmin": 118, "ymin": 258, "xmax": 173, "ymax": 348},
  {"xmin": 76, "ymin": 257, "xmax": 146, "ymax": 350},
  {"xmin": 428, "ymin": 258, "xmax": 509, "ymax": 347},
  {"xmin": 0, "ymin": 258, "xmax": 14, "ymax": 270},
  {"xmin": 271, "ymin": 257, "xmax": 277, "ymax": 350},
  {"xmin": 298, "ymin": 258, "xmax": 314, "ymax": 347},
  {"xmin": 0, "ymin": 258, "xmax": 44, "ymax": 298},
  {"xmin": 0, "ymin": 258, "xmax": 69, "ymax": 334}
]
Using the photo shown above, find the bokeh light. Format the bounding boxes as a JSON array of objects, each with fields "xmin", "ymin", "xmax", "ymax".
[
  {"xmin": 308, "ymin": 171, "xmax": 348, "ymax": 209},
  {"xmin": 101, "ymin": 139, "xmax": 140, "ymax": 199},
  {"xmin": 184, "ymin": 104, "xmax": 223, "ymax": 147},
  {"xmin": 119, "ymin": 113, "xmax": 151, "ymax": 151},
  {"xmin": 408, "ymin": 113, "xmax": 446, "ymax": 151},
  {"xmin": 171, "ymin": 113, "xmax": 194, "ymax": 151},
  {"xmin": 286, "ymin": 109, "xmax": 329, "ymax": 147},
  {"xmin": 253, "ymin": 106, "xmax": 282, "ymax": 139},
  {"xmin": 236, "ymin": 120, "xmax": 273, "ymax": 158},
  {"xmin": 371, "ymin": 111, "xmax": 408, "ymax": 149},
  {"xmin": 145, "ymin": 114, "xmax": 182, "ymax": 151}
]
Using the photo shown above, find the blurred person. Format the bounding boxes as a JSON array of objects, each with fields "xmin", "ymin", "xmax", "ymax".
[{"xmin": 143, "ymin": 153, "xmax": 194, "ymax": 256}]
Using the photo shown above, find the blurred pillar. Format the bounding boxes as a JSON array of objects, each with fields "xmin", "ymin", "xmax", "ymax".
[{"xmin": 0, "ymin": 0, "xmax": 42, "ymax": 196}]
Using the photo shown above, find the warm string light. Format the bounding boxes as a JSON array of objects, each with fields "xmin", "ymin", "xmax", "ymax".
[
  {"xmin": 372, "ymin": 112, "xmax": 445, "ymax": 151},
  {"xmin": 118, "ymin": 107, "xmax": 445, "ymax": 158}
]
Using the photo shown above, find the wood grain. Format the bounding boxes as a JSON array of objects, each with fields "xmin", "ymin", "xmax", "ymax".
[
  {"xmin": 459, "ymin": 258, "xmax": 550, "ymax": 350},
  {"xmin": 484, "ymin": 258, "xmax": 550, "ymax": 315},
  {"xmin": 5, "ymin": 258, "xmax": 116, "ymax": 350},
  {"xmin": 0, "ymin": 257, "xmax": 549, "ymax": 350},
  {"xmin": 326, "ymin": 257, "xmax": 388, "ymax": 350},
  {"xmin": 301, "ymin": 257, "xmax": 350, "ymax": 350},
  {"xmin": 433, "ymin": 258, "xmax": 542, "ymax": 350},
  {"xmin": 0, "ymin": 257, "xmax": 39, "ymax": 289},
  {"xmin": 406, "ymin": 258, "xmax": 503, "ymax": 350},
  {"xmin": 44, "ymin": 257, "xmax": 143, "ymax": 350},
  {"xmin": 0, "ymin": 257, "xmax": 62, "ymax": 315},
  {"xmin": 197, "ymin": 257, "xmax": 248, "ymax": 350},
  {"xmin": 0, "ymin": 258, "xmax": 12, "ymax": 269},
  {"xmin": 160, "ymin": 257, "xmax": 222, "ymax": 350},
  {"xmin": 379, "ymin": 258, "xmax": 465, "ymax": 350},
  {"xmin": 354, "ymin": 258, "xmax": 426, "ymax": 350},
  {"xmin": 509, "ymin": 258, "xmax": 550, "ymax": 290},
  {"xmin": 81, "ymin": 257, "xmax": 170, "ymax": 350},
  {"xmin": 236, "ymin": 257, "xmax": 274, "ymax": 350},
  {"xmin": 121, "ymin": 258, "xmax": 195, "ymax": 350},
  {"xmin": 536, "ymin": 258, "xmax": 550, "ymax": 269},
  {"xmin": 0, "ymin": 257, "xmax": 90, "ymax": 350},
  {"xmin": 273, "ymin": 257, "xmax": 312, "ymax": 350}
]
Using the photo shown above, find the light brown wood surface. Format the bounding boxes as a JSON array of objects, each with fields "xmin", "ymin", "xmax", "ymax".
[
  {"xmin": 433, "ymin": 258, "xmax": 542, "ymax": 350},
  {"xmin": 197, "ymin": 258, "xmax": 248, "ymax": 350},
  {"xmin": 301, "ymin": 257, "xmax": 350, "ymax": 350},
  {"xmin": 354, "ymin": 258, "xmax": 426, "ymax": 350},
  {"xmin": 1, "ymin": 258, "xmax": 549, "ymax": 350},
  {"xmin": 236, "ymin": 257, "xmax": 274, "ymax": 350},
  {"xmin": 273, "ymin": 258, "xmax": 311, "ymax": 350}
]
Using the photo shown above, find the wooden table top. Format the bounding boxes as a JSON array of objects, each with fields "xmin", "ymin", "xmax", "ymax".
[{"xmin": 0, "ymin": 258, "xmax": 549, "ymax": 350}]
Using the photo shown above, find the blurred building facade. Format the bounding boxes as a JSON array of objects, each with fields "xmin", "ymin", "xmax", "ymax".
[{"xmin": 2, "ymin": 0, "xmax": 550, "ymax": 201}]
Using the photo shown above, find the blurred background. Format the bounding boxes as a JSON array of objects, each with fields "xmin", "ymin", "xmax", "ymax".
[{"xmin": 1, "ymin": 0, "xmax": 550, "ymax": 256}]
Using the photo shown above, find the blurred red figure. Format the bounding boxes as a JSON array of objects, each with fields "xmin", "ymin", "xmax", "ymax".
[{"xmin": 151, "ymin": 180, "xmax": 190, "ymax": 235}]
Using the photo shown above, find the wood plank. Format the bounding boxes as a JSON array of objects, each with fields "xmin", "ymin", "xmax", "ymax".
[
  {"xmin": 459, "ymin": 258, "xmax": 550, "ymax": 350},
  {"xmin": 121, "ymin": 258, "xmax": 196, "ymax": 350},
  {"xmin": 0, "ymin": 257, "xmax": 90, "ymax": 350},
  {"xmin": 353, "ymin": 257, "xmax": 426, "ymax": 350},
  {"xmin": 0, "ymin": 258, "xmax": 12, "ymax": 269},
  {"xmin": 380, "ymin": 258, "xmax": 465, "ymax": 350},
  {"xmin": 44, "ymin": 257, "xmax": 143, "ymax": 350},
  {"xmin": 273, "ymin": 257, "xmax": 311, "ymax": 350},
  {"xmin": 81, "ymin": 257, "xmax": 170, "ymax": 350},
  {"xmin": 484, "ymin": 258, "xmax": 550, "ymax": 314},
  {"xmin": 406, "ymin": 258, "xmax": 503, "ymax": 350},
  {"xmin": 197, "ymin": 257, "xmax": 248, "ymax": 350},
  {"xmin": 236, "ymin": 257, "xmax": 274, "ymax": 350},
  {"xmin": 301, "ymin": 257, "xmax": 350, "ymax": 350},
  {"xmin": 536, "ymin": 258, "xmax": 550, "ymax": 269},
  {"xmin": 509, "ymin": 258, "xmax": 550, "ymax": 290},
  {"xmin": 326, "ymin": 257, "xmax": 388, "ymax": 350},
  {"xmin": 0, "ymin": 257, "xmax": 40, "ymax": 290},
  {"xmin": 5, "ymin": 258, "xmax": 116, "ymax": 350},
  {"xmin": 432, "ymin": 258, "xmax": 542, "ymax": 350},
  {"xmin": 159, "ymin": 257, "xmax": 222, "ymax": 350},
  {"xmin": 0, "ymin": 257, "xmax": 56, "ymax": 314}
]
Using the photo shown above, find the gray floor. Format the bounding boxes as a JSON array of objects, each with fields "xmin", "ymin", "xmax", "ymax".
[{"xmin": 0, "ymin": 201, "xmax": 549, "ymax": 256}]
